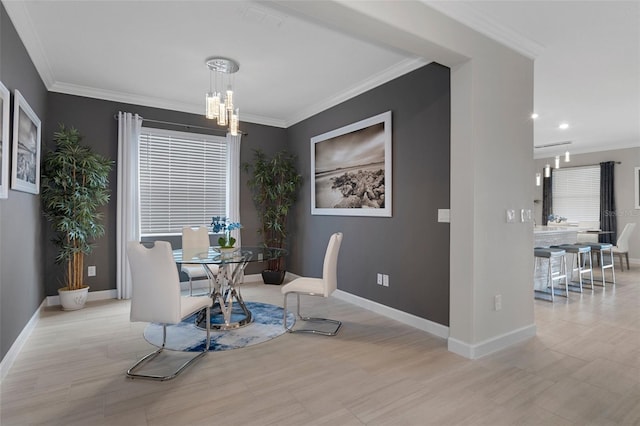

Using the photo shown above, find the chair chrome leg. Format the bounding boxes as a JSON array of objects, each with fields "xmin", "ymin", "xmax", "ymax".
[
  {"xmin": 283, "ymin": 292, "xmax": 341, "ymax": 336},
  {"xmin": 127, "ymin": 307, "xmax": 210, "ymax": 381}
]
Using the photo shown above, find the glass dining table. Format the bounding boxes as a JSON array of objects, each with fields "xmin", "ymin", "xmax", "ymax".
[{"xmin": 173, "ymin": 246, "xmax": 287, "ymax": 330}]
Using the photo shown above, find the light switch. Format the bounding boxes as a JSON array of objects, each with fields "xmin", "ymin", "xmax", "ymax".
[
  {"xmin": 437, "ymin": 209, "xmax": 450, "ymax": 223},
  {"xmin": 506, "ymin": 209, "xmax": 516, "ymax": 223},
  {"xmin": 521, "ymin": 209, "xmax": 532, "ymax": 223}
]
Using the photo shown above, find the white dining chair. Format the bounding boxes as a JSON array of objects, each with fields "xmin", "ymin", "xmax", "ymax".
[
  {"xmin": 181, "ymin": 226, "xmax": 218, "ymax": 295},
  {"xmin": 126, "ymin": 241, "xmax": 212, "ymax": 381},
  {"xmin": 612, "ymin": 223, "xmax": 636, "ymax": 271},
  {"xmin": 281, "ymin": 232, "xmax": 343, "ymax": 336}
]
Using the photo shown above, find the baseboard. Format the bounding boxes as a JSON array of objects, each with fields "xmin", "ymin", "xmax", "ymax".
[
  {"xmin": 333, "ymin": 289, "xmax": 450, "ymax": 339},
  {"xmin": 0, "ymin": 299, "xmax": 46, "ymax": 381},
  {"xmin": 447, "ymin": 324, "xmax": 537, "ymax": 359},
  {"xmin": 45, "ymin": 273, "xmax": 277, "ymax": 306},
  {"xmin": 46, "ymin": 289, "xmax": 118, "ymax": 307}
]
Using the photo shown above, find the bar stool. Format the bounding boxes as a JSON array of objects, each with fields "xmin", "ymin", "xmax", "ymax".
[
  {"xmin": 585, "ymin": 242, "xmax": 616, "ymax": 287},
  {"xmin": 534, "ymin": 248, "xmax": 568, "ymax": 302},
  {"xmin": 552, "ymin": 244, "xmax": 593, "ymax": 292}
]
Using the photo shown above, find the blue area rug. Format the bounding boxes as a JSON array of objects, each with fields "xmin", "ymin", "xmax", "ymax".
[{"xmin": 143, "ymin": 301, "xmax": 294, "ymax": 352}]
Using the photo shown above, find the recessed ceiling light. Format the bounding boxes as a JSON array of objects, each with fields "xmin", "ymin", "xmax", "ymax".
[
  {"xmin": 531, "ymin": 113, "xmax": 539, "ymax": 119},
  {"xmin": 559, "ymin": 123, "xmax": 569, "ymax": 130}
]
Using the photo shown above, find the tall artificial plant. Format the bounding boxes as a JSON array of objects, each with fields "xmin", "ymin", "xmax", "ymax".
[
  {"xmin": 40, "ymin": 125, "xmax": 113, "ymax": 290},
  {"xmin": 243, "ymin": 148, "xmax": 301, "ymax": 271}
]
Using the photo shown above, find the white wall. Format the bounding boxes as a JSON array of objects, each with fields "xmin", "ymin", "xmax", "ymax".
[
  {"xmin": 279, "ymin": 0, "xmax": 536, "ymax": 357},
  {"xmin": 534, "ymin": 146, "xmax": 640, "ymax": 262}
]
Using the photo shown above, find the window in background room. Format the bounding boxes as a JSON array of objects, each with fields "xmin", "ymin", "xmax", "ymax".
[
  {"xmin": 552, "ymin": 165, "xmax": 600, "ymax": 223},
  {"xmin": 139, "ymin": 127, "xmax": 227, "ymax": 236}
]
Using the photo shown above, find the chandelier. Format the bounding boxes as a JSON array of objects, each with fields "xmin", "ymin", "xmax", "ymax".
[
  {"xmin": 534, "ymin": 141, "xmax": 571, "ymax": 186},
  {"xmin": 205, "ymin": 57, "xmax": 240, "ymax": 136}
]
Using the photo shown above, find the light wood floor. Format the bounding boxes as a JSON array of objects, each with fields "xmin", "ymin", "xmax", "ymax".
[{"xmin": 2, "ymin": 266, "xmax": 639, "ymax": 425}]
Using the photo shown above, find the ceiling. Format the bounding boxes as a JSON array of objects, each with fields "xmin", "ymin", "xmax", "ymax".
[{"xmin": 3, "ymin": 1, "xmax": 639, "ymax": 157}]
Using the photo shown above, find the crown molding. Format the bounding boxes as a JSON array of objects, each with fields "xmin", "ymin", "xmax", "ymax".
[
  {"xmin": 533, "ymin": 139, "xmax": 640, "ymax": 159},
  {"xmin": 3, "ymin": 1, "xmax": 56, "ymax": 88},
  {"xmin": 50, "ymin": 81, "xmax": 202, "ymax": 115},
  {"xmin": 50, "ymin": 82, "xmax": 287, "ymax": 128},
  {"xmin": 284, "ymin": 57, "xmax": 430, "ymax": 127},
  {"xmin": 424, "ymin": 1, "xmax": 545, "ymax": 59}
]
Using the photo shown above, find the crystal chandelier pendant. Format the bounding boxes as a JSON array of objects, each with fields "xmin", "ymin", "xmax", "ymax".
[
  {"xmin": 218, "ymin": 102, "xmax": 227, "ymax": 126},
  {"xmin": 230, "ymin": 108, "xmax": 239, "ymax": 136},
  {"xmin": 205, "ymin": 92, "xmax": 215, "ymax": 119},
  {"xmin": 205, "ymin": 57, "xmax": 240, "ymax": 134}
]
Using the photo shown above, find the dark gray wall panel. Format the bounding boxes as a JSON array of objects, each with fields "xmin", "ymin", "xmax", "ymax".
[
  {"xmin": 286, "ymin": 63, "xmax": 450, "ymax": 325},
  {"xmin": 44, "ymin": 93, "xmax": 287, "ymax": 295},
  {"xmin": 0, "ymin": 3, "xmax": 48, "ymax": 360}
]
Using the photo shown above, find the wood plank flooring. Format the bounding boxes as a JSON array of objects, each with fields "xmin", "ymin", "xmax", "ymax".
[{"xmin": 1, "ymin": 267, "xmax": 638, "ymax": 425}]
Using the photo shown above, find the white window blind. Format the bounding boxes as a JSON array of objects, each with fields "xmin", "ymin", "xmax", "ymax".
[
  {"xmin": 552, "ymin": 165, "xmax": 600, "ymax": 223},
  {"xmin": 139, "ymin": 127, "xmax": 227, "ymax": 236}
]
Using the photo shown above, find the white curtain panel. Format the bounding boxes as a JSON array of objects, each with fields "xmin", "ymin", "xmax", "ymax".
[
  {"xmin": 226, "ymin": 133, "xmax": 242, "ymax": 281},
  {"xmin": 226, "ymin": 133, "xmax": 242, "ymax": 246},
  {"xmin": 117, "ymin": 112, "xmax": 143, "ymax": 299}
]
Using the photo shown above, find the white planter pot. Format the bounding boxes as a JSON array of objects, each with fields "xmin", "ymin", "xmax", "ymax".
[{"xmin": 58, "ymin": 286, "xmax": 90, "ymax": 311}]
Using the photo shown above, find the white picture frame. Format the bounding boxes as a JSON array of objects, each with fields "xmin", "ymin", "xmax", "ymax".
[
  {"xmin": 0, "ymin": 81, "xmax": 10, "ymax": 199},
  {"xmin": 635, "ymin": 166, "xmax": 640, "ymax": 210},
  {"xmin": 311, "ymin": 111, "xmax": 392, "ymax": 217},
  {"xmin": 11, "ymin": 90, "xmax": 41, "ymax": 195}
]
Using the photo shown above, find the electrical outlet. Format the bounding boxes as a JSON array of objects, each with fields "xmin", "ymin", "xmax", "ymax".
[
  {"xmin": 377, "ymin": 273, "xmax": 383, "ymax": 285},
  {"xmin": 506, "ymin": 209, "xmax": 516, "ymax": 223},
  {"xmin": 383, "ymin": 274, "xmax": 389, "ymax": 287},
  {"xmin": 494, "ymin": 294, "xmax": 502, "ymax": 311},
  {"xmin": 88, "ymin": 266, "xmax": 96, "ymax": 277}
]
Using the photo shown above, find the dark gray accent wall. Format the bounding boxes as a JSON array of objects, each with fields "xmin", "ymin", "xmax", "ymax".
[
  {"xmin": 0, "ymin": 3, "xmax": 49, "ymax": 360},
  {"xmin": 44, "ymin": 93, "xmax": 288, "ymax": 296},
  {"xmin": 286, "ymin": 63, "xmax": 451, "ymax": 325}
]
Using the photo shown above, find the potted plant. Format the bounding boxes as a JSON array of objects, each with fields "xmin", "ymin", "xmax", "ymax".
[
  {"xmin": 40, "ymin": 124, "xmax": 113, "ymax": 310},
  {"xmin": 211, "ymin": 216, "xmax": 242, "ymax": 251},
  {"xmin": 243, "ymin": 148, "xmax": 302, "ymax": 284}
]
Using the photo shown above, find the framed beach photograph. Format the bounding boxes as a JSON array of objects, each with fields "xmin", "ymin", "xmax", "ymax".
[
  {"xmin": 311, "ymin": 110, "xmax": 392, "ymax": 217},
  {"xmin": 0, "ymin": 81, "xmax": 10, "ymax": 199},
  {"xmin": 11, "ymin": 90, "xmax": 41, "ymax": 195},
  {"xmin": 635, "ymin": 166, "xmax": 640, "ymax": 209}
]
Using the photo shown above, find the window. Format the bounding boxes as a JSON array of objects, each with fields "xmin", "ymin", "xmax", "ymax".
[
  {"xmin": 552, "ymin": 165, "xmax": 600, "ymax": 223},
  {"xmin": 139, "ymin": 127, "xmax": 227, "ymax": 236}
]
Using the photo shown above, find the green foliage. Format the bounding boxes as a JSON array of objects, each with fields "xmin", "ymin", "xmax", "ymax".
[
  {"xmin": 40, "ymin": 124, "xmax": 113, "ymax": 290},
  {"xmin": 243, "ymin": 149, "xmax": 301, "ymax": 271}
]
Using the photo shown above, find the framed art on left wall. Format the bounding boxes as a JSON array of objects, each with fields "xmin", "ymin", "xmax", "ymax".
[
  {"xmin": 11, "ymin": 90, "xmax": 41, "ymax": 195},
  {"xmin": 0, "ymin": 81, "xmax": 10, "ymax": 199}
]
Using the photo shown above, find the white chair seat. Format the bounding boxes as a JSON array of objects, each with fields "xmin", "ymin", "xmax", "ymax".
[
  {"xmin": 281, "ymin": 277, "xmax": 325, "ymax": 296},
  {"xmin": 180, "ymin": 295, "xmax": 213, "ymax": 318},
  {"xmin": 181, "ymin": 264, "xmax": 219, "ymax": 278}
]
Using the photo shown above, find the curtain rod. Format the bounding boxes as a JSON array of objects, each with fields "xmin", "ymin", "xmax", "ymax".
[
  {"xmin": 543, "ymin": 161, "xmax": 621, "ymax": 170},
  {"xmin": 113, "ymin": 114, "xmax": 248, "ymax": 136}
]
